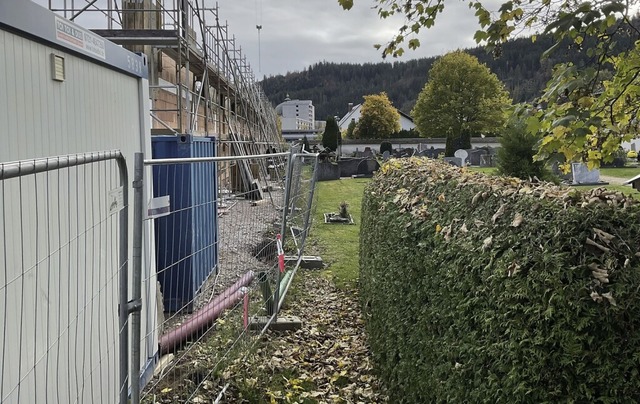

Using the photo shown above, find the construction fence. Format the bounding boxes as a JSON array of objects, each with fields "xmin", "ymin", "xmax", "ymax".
[
  {"xmin": 0, "ymin": 144, "xmax": 318, "ymax": 403},
  {"xmin": 0, "ymin": 151, "xmax": 129, "ymax": 404}
]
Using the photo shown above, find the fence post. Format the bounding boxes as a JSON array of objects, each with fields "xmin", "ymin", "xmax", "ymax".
[
  {"xmin": 130, "ymin": 152, "xmax": 145, "ymax": 404},
  {"xmin": 280, "ymin": 148, "xmax": 296, "ymax": 245},
  {"xmin": 117, "ymin": 155, "xmax": 130, "ymax": 404}
]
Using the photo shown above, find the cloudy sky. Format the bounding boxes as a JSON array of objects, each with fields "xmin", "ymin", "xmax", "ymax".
[
  {"xmin": 37, "ymin": 0, "xmax": 493, "ymax": 78},
  {"xmin": 209, "ymin": 0, "xmax": 485, "ymax": 78}
]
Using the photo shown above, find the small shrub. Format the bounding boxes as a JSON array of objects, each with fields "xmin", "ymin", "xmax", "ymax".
[
  {"xmin": 380, "ymin": 141, "xmax": 393, "ymax": 155},
  {"xmin": 444, "ymin": 130, "xmax": 471, "ymax": 157},
  {"xmin": 496, "ymin": 119, "xmax": 553, "ymax": 181},
  {"xmin": 602, "ymin": 148, "xmax": 627, "ymax": 168}
]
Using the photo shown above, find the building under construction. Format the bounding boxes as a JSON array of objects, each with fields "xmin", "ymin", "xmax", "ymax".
[{"xmin": 46, "ymin": 0, "xmax": 283, "ymax": 158}]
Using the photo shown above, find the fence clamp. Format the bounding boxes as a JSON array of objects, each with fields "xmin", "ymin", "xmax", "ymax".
[{"xmin": 123, "ymin": 298, "xmax": 143, "ymax": 314}]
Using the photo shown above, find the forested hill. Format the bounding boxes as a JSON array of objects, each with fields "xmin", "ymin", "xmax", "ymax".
[{"xmin": 260, "ymin": 32, "xmax": 634, "ymax": 120}]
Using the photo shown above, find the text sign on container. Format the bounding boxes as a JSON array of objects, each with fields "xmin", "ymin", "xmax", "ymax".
[{"xmin": 54, "ymin": 15, "xmax": 106, "ymax": 60}]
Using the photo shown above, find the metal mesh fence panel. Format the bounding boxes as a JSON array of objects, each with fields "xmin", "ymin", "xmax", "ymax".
[
  {"xmin": 281, "ymin": 149, "xmax": 319, "ymax": 259},
  {"xmin": 0, "ymin": 151, "xmax": 129, "ymax": 404},
  {"xmin": 138, "ymin": 149, "xmax": 300, "ymax": 403}
]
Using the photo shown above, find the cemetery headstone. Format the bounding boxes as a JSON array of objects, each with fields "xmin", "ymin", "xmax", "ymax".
[
  {"xmin": 444, "ymin": 157, "xmax": 463, "ymax": 167},
  {"xmin": 467, "ymin": 149, "xmax": 486, "ymax": 166},
  {"xmin": 363, "ymin": 147, "xmax": 373, "ymax": 158},
  {"xmin": 382, "ymin": 151, "xmax": 390, "ymax": 161},
  {"xmin": 572, "ymin": 162, "xmax": 601, "ymax": 184},
  {"xmin": 479, "ymin": 154, "xmax": 493, "ymax": 167},
  {"xmin": 454, "ymin": 149, "xmax": 469, "ymax": 165}
]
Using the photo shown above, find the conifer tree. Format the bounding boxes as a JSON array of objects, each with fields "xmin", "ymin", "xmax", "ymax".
[{"xmin": 322, "ymin": 116, "xmax": 340, "ymax": 151}]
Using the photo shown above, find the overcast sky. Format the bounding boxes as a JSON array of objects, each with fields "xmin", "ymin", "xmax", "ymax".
[
  {"xmin": 36, "ymin": 0, "xmax": 495, "ymax": 79},
  {"xmin": 210, "ymin": 0, "xmax": 486, "ymax": 79}
]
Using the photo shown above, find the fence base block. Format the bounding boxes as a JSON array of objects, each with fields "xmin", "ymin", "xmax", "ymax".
[
  {"xmin": 284, "ymin": 255, "xmax": 324, "ymax": 269},
  {"xmin": 249, "ymin": 315, "xmax": 302, "ymax": 331}
]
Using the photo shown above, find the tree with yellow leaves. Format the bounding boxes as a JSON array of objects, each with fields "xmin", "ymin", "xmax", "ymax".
[{"xmin": 354, "ymin": 92, "xmax": 401, "ymax": 139}]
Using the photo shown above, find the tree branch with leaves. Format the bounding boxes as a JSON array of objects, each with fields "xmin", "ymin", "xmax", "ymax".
[{"xmin": 339, "ymin": 0, "xmax": 640, "ymax": 168}]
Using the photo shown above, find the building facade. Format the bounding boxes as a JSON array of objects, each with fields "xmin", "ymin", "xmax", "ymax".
[{"xmin": 275, "ymin": 96, "xmax": 315, "ymax": 131}]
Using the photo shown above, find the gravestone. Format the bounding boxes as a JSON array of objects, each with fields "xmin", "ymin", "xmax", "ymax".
[
  {"xmin": 366, "ymin": 158, "xmax": 380, "ymax": 173},
  {"xmin": 419, "ymin": 147, "xmax": 444, "ymax": 159},
  {"xmin": 571, "ymin": 162, "xmax": 601, "ymax": 184},
  {"xmin": 479, "ymin": 154, "xmax": 493, "ymax": 167},
  {"xmin": 337, "ymin": 158, "xmax": 363, "ymax": 177},
  {"xmin": 355, "ymin": 158, "xmax": 380, "ymax": 177},
  {"xmin": 399, "ymin": 148, "xmax": 415, "ymax": 157},
  {"xmin": 382, "ymin": 150, "xmax": 390, "ymax": 161},
  {"xmin": 444, "ymin": 157, "xmax": 463, "ymax": 167},
  {"xmin": 454, "ymin": 149, "xmax": 469, "ymax": 165},
  {"xmin": 467, "ymin": 149, "xmax": 488, "ymax": 166}
]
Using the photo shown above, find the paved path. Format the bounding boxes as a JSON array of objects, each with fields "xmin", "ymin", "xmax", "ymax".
[{"xmin": 599, "ymin": 175, "xmax": 628, "ymax": 185}]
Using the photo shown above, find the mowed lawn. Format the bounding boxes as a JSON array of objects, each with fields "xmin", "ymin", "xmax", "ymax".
[
  {"xmin": 308, "ymin": 178, "xmax": 370, "ymax": 289},
  {"xmin": 600, "ymin": 166, "xmax": 640, "ymax": 178}
]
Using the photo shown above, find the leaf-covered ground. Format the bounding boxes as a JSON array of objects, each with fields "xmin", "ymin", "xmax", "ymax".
[{"xmin": 219, "ymin": 270, "xmax": 387, "ymax": 403}]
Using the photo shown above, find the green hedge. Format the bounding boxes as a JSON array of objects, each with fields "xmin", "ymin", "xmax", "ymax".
[{"xmin": 360, "ymin": 158, "xmax": 640, "ymax": 403}]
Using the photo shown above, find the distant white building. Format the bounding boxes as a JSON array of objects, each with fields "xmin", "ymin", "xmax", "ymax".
[
  {"xmin": 338, "ymin": 103, "xmax": 416, "ymax": 132},
  {"xmin": 275, "ymin": 96, "xmax": 315, "ymax": 131}
]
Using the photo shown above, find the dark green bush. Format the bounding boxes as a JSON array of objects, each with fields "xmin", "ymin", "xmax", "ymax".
[
  {"xmin": 361, "ymin": 158, "xmax": 640, "ymax": 403},
  {"xmin": 380, "ymin": 141, "xmax": 393, "ymax": 155},
  {"xmin": 388, "ymin": 128, "xmax": 418, "ymax": 138},
  {"xmin": 322, "ymin": 116, "xmax": 339, "ymax": 151},
  {"xmin": 444, "ymin": 129, "xmax": 471, "ymax": 157},
  {"xmin": 496, "ymin": 119, "xmax": 553, "ymax": 181},
  {"xmin": 602, "ymin": 148, "xmax": 627, "ymax": 168}
]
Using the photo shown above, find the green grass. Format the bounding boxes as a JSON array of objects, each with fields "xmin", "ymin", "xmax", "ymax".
[
  {"xmin": 599, "ymin": 166, "xmax": 640, "ymax": 179},
  {"xmin": 308, "ymin": 178, "xmax": 370, "ymax": 289}
]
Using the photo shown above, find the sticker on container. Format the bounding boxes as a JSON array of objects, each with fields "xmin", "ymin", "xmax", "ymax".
[
  {"xmin": 55, "ymin": 16, "xmax": 106, "ymax": 59},
  {"xmin": 108, "ymin": 186, "xmax": 124, "ymax": 215},
  {"xmin": 148, "ymin": 195, "xmax": 171, "ymax": 219}
]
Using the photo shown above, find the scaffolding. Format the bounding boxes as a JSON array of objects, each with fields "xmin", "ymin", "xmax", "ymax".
[{"xmin": 46, "ymin": 0, "xmax": 283, "ymax": 154}]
